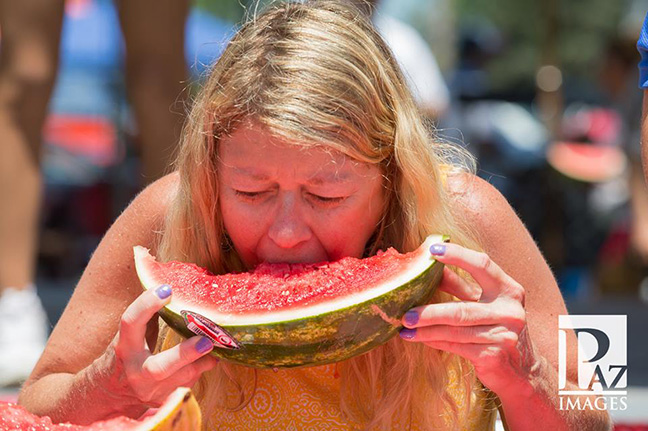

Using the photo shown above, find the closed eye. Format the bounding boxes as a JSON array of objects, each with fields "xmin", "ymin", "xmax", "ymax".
[
  {"xmin": 234, "ymin": 190, "xmax": 346, "ymax": 205},
  {"xmin": 234, "ymin": 190, "xmax": 266, "ymax": 199},
  {"xmin": 308, "ymin": 194, "xmax": 346, "ymax": 204}
]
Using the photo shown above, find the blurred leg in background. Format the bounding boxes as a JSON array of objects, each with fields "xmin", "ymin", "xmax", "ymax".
[
  {"xmin": 118, "ymin": 0, "xmax": 189, "ymax": 185},
  {"xmin": 0, "ymin": 0, "xmax": 64, "ymax": 387},
  {"xmin": 0, "ymin": 0, "xmax": 190, "ymax": 387}
]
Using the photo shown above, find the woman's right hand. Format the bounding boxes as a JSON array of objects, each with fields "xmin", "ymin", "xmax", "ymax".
[{"xmin": 96, "ymin": 284, "xmax": 219, "ymax": 411}]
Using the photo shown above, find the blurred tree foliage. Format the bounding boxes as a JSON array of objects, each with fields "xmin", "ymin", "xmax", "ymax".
[
  {"xmin": 195, "ymin": 0, "xmax": 276, "ymax": 23},
  {"xmin": 455, "ymin": 0, "xmax": 626, "ymax": 99},
  {"xmin": 195, "ymin": 0, "xmax": 246, "ymax": 22},
  {"xmin": 195, "ymin": 0, "xmax": 630, "ymax": 100}
]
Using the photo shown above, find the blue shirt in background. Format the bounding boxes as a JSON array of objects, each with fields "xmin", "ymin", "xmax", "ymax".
[{"xmin": 637, "ymin": 12, "xmax": 648, "ymax": 88}]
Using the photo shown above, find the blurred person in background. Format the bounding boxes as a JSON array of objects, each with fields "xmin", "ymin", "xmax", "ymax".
[
  {"xmin": 593, "ymin": 34, "xmax": 648, "ymax": 299},
  {"xmin": 636, "ymin": 10, "xmax": 648, "ymax": 301},
  {"xmin": 352, "ymin": 0, "xmax": 450, "ymax": 120},
  {"xmin": 639, "ymin": 13, "xmax": 648, "ymax": 181},
  {"xmin": 0, "ymin": 0, "xmax": 189, "ymax": 387}
]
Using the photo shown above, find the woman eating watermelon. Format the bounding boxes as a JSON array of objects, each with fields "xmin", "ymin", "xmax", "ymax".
[{"xmin": 18, "ymin": 1, "xmax": 611, "ymax": 430}]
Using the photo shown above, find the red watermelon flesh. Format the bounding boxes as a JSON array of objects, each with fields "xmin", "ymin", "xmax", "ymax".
[
  {"xmin": 0, "ymin": 388, "xmax": 201, "ymax": 431},
  {"xmin": 141, "ymin": 248, "xmax": 417, "ymax": 315},
  {"xmin": 0, "ymin": 402, "xmax": 140, "ymax": 430}
]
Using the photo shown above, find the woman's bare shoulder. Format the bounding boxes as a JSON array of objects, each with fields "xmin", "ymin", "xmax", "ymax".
[
  {"xmin": 121, "ymin": 172, "xmax": 179, "ymax": 235},
  {"xmin": 95, "ymin": 171, "xmax": 179, "ymax": 256},
  {"xmin": 444, "ymin": 172, "xmax": 569, "ymax": 372},
  {"xmin": 444, "ymin": 170, "xmax": 544, "ymax": 270},
  {"xmin": 443, "ymin": 170, "xmax": 549, "ymax": 291},
  {"xmin": 29, "ymin": 172, "xmax": 180, "ymax": 379},
  {"xmin": 444, "ymin": 171, "xmax": 513, "ymax": 239}
]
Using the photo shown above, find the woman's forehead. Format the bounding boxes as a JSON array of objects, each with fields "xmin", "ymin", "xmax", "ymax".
[{"xmin": 218, "ymin": 122, "xmax": 378, "ymax": 181}]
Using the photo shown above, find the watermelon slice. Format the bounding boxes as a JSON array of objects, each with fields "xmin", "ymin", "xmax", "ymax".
[
  {"xmin": 547, "ymin": 142, "xmax": 627, "ymax": 183},
  {"xmin": 0, "ymin": 387, "xmax": 201, "ymax": 431},
  {"xmin": 134, "ymin": 234, "xmax": 445, "ymax": 368}
]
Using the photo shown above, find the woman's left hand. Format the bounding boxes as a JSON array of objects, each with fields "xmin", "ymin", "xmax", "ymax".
[{"xmin": 399, "ymin": 242, "xmax": 542, "ymax": 396}]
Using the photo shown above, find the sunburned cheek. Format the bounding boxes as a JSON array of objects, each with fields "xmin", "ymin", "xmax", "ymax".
[
  {"xmin": 326, "ymin": 240, "xmax": 367, "ymax": 261},
  {"xmin": 232, "ymin": 211, "xmax": 264, "ymax": 234},
  {"xmin": 222, "ymin": 204, "xmax": 264, "ymax": 240},
  {"xmin": 319, "ymin": 220, "xmax": 374, "ymax": 260}
]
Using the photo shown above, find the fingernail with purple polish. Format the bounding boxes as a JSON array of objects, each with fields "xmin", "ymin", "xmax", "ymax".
[
  {"xmin": 403, "ymin": 310, "xmax": 419, "ymax": 326},
  {"xmin": 429, "ymin": 244, "xmax": 446, "ymax": 256},
  {"xmin": 155, "ymin": 284, "xmax": 172, "ymax": 299},
  {"xmin": 399, "ymin": 328, "xmax": 417, "ymax": 340},
  {"xmin": 196, "ymin": 337, "xmax": 214, "ymax": 353}
]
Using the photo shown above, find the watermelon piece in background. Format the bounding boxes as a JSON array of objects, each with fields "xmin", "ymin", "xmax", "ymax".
[
  {"xmin": 546, "ymin": 141, "xmax": 627, "ymax": 183},
  {"xmin": 0, "ymin": 387, "xmax": 200, "ymax": 431}
]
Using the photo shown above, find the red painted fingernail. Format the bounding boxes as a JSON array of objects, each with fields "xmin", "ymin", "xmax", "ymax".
[{"xmin": 429, "ymin": 244, "xmax": 446, "ymax": 256}]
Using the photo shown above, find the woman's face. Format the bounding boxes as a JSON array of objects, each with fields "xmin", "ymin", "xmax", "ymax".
[{"xmin": 218, "ymin": 121, "xmax": 386, "ymax": 269}]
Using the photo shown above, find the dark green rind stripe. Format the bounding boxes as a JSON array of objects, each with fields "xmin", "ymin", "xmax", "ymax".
[{"xmin": 157, "ymin": 259, "xmax": 444, "ymax": 369}]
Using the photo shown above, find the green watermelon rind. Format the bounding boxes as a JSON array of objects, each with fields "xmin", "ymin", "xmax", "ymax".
[{"xmin": 135, "ymin": 235, "xmax": 446, "ymax": 368}]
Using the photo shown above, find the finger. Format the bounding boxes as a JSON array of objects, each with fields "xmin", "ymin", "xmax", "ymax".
[
  {"xmin": 118, "ymin": 284, "xmax": 173, "ymax": 354},
  {"xmin": 400, "ymin": 324, "xmax": 518, "ymax": 347},
  {"xmin": 402, "ymin": 301, "xmax": 506, "ymax": 328},
  {"xmin": 430, "ymin": 243, "xmax": 513, "ymax": 300},
  {"xmin": 163, "ymin": 354, "xmax": 220, "ymax": 389},
  {"xmin": 421, "ymin": 341, "xmax": 512, "ymax": 375},
  {"xmin": 141, "ymin": 336, "xmax": 215, "ymax": 381},
  {"xmin": 420, "ymin": 340, "xmax": 482, "ymax": 362},
  {"xmin": 437, "ymin": 267, "xmax": 482, "ymax": 302},
  {"xmin": 130, "ymin": 354, "xmax": 219, "ymax": 408}
]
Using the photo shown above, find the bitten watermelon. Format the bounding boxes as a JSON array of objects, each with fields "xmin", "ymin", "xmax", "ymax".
[
  {"xmin": 134, "ymin": 235, "xmax": 445, "ymax": 368},
  {"xmin": 0, "ymin": 387, "xmax": 201, "ymax": 431}
]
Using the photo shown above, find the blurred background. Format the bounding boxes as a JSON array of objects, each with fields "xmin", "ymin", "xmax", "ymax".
[{"xmin": 1, "ymin": 0, "xmax": 648, "ymax": 427}]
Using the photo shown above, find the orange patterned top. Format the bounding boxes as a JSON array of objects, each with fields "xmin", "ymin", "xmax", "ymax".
[{"xmin": 198, "ymin": 362, "xmax": 499, "ymax": 430}]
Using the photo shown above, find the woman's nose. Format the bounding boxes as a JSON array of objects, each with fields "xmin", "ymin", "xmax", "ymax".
[{"xmin": 267, "ymin": 193, "xmax": 312, "ymax": 249}]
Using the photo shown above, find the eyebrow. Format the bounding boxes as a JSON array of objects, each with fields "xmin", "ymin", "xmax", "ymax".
[
  {"xmin": 230, "ymin": 167, "xmax": 352, "ymax": 185},
  {"xmin": 230, "ymin": 168, "xmax": 271, "ymax": 182},
  {"xmin": 306, "ymin": 173, "xmax": 352, "ymax": 185}
]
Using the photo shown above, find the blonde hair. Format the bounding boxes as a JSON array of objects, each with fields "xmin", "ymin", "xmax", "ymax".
[{"xmin": 155, "ymin": 1, "xmax": 495, "ymax": 429}]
